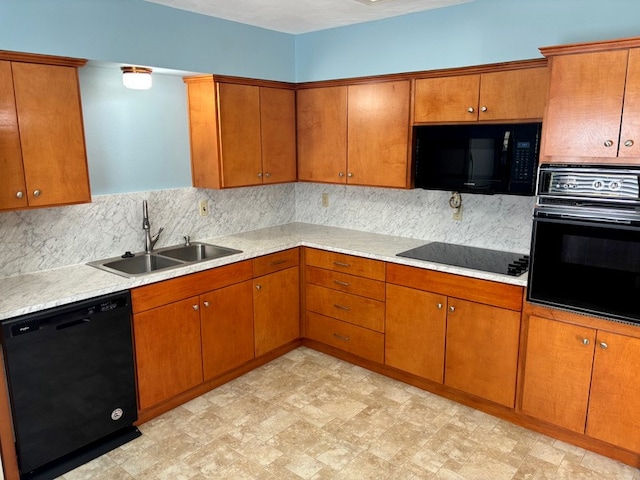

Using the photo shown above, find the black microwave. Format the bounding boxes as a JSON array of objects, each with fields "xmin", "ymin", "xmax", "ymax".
[{"xmin": 413, "ymin": 122, "xmax": 541, "ymax": 195}]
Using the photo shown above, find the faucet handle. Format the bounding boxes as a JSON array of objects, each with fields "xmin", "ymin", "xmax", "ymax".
[{"xmin": 184, "ymin": 235, "xmax": 191, "ymax": 246}]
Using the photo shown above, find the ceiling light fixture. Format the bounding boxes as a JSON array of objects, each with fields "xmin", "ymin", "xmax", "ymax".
[{"xmin": 121, "ymin": 66, "xmax": 153, "ymax": 90}]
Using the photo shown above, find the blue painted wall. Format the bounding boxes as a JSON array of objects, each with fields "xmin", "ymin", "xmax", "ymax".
[
  {"xmin": 295, "ymin": 0, "xmax": 640, "ymax": 81},
  {"xmin": 3, "ymin": 0, "xmax": 640, "ymax": 194}
]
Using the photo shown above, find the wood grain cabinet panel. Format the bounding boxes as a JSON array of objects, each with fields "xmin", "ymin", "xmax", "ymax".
[
  {"xmin": 0, "ymin": 59, "xmax": 90, "ymax": 211},
  {"xmin": 385, "ymin": 284, "xmax": 447, "ymax": 383},
  {"xmin": 305, "ymin": 248, "xmax": 385, "ymax": 281},
  {"xmin": 520, "ymin": 315, "xmax": 596, "ymax": 433}
]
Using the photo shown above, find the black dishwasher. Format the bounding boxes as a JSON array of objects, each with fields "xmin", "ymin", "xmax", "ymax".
[{"xmin": 1, "ymin": 291, "xmax": 140, "ymax": 480}]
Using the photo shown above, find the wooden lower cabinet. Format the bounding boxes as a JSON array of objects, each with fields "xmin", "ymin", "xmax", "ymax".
[
  {"xmin": 201, "ymin": 280, "xmax": 254, "ymax": 380},
  {"xmin": 444, "ymin": 299, "xmax": 521, "ymax": 408},
  {"xmin": 133, "ymin": 297, "xmax": 203, "ymax": 411},
  {"xmin": 385, "ymin": 284, "xmax": 447, "ymax": 383},
  {"xmin": 253, "ymin": 265, "xmax": 300, "ymax": 356}
]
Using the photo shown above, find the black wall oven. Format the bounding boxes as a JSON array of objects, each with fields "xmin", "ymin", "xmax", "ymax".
[{"xmin": 528, "ymin": 165, "xmax": 640, "ymax": 324}]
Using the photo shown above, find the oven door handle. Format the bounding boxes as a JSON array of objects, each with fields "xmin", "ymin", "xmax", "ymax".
[{"xmin": 535, "ymin": 210, "xmax": 635, "ymax": 225}]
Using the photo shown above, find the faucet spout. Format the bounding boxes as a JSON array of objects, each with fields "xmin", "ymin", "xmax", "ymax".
[{"xmin": 142, "ymin": 200, "xmax": 163, "ymax": 253}]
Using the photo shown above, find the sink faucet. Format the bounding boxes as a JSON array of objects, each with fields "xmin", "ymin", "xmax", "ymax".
[{"xmin": 142, "ymin": 200, "xmax": 164, "ymax": 253}]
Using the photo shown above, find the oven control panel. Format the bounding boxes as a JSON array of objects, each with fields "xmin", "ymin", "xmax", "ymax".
[{"xmin": 538, "ymin": 166, "xmax": 640, "ymax": 201}]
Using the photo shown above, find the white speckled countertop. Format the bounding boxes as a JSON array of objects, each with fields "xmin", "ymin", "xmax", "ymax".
[{"xmin": 0, "ymin": 223, "xmax": 527, "ymax": 320}]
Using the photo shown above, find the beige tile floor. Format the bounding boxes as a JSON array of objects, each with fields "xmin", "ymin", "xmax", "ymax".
[{"xmin": 61, "ymin": 347, "xmax": 640, "ymax": 480}]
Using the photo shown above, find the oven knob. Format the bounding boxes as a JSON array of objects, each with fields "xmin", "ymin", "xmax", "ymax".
[
  {"xmin": 593, "ymin": 180, "xmax": 604, "ymax": 189},
  {"xmin": 609, "ymin": 181, "xmax": 621, "ymax": 190}
]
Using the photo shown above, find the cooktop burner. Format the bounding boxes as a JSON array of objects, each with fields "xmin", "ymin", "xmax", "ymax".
[{"xmin": 397, "ymin": 242, "xmax": 530, "ymax": 277}]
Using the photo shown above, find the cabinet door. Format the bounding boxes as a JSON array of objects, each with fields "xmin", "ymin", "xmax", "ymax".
[
  {"xmin": 253, "ymin": 266, "xmax": 300, "ymax": 356},
  {"xmin": 133, "ymin": 297, "xmax": 203, "ymax": 410},
  {"xmin": 414, "ymin": 75, "xmax": 480, "ymax": 123},
  {"xmin": 0, "ymin": 61, "xmax": 27, "ymax": 210},
  {"xmin": 347, "ymin": 81, "xmax": 410, "ymax": 188},
  {"xmin": 12, "ymin": 62, "xmax": 90, "ymax": 207},
  {"xmin": 619, "ymin": 48, "xmax": 640, "ymax": 158},
  {"xmin": 478, "ymin": 67, "xmax": 548, "ymax": 121},
  {"xmin": 297, "ymin": 86, "xmax": 347, "ymax": 183},
  {"xmin": 201, "ymin": 281, "xmax": 254, "ymax": 381},
  {"xmin": 542, "ymin": 50, "xmax": 628, "ymax": 159},
  {"xmin": 218, "ymin": 82, "xmax": 263, "ymax": 187},
  {"xmin": 445, "ymin": 298, "xmax": 520, "ymax": 407},
  {"xmin": 586, "ymin": 332, "xmax": 640, "ymax": 452},
  {"xmin": 521, "ymin": 315, "xmax": 596, "ymax": 433},
  {"xmin": 260, "ymin": 87, "xmax": 297, "ymax": 184},
  {"xmin": 385, "ymin": 284, "xmax": 447, "ymax": 383}
]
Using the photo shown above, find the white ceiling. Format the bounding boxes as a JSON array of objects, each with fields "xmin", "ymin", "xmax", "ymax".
[{"xmin": 144, "ymin": 0, "xmax": 473, "ymax": 34}]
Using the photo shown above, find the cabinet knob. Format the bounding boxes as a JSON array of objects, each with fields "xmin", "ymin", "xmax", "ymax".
[
  {"xmin": 582, "ymin": 338, "xmax": 590, "ymax": 345},
  {"xmin": 203, "ymin": 301, "xmax": 210, "ymax": 308},
  {"xmin": 599, "ymin": 342, "xmax": 608, "ymax": 349},
  {"xmin": 255, "ymin": 284, "xmax": 262, "ymax": 290},
  {"xmin": 33, "ymin": 189, "xmax": 41, "ymax": 197},
  {"xmin": 624, "ymin": 139, "xmax": 634, "ymax": 147},
  {"xmin": 449, "ymin": 305, "xmax": 455, "ymax": 312},
  {"xmin": 437, "ymin": 303, "xmax": 443, "ymax": 309},
  {"xmin": 265, "ymin": 172, "xmax": 271, "ymax": 178},
  {"xmin": 348, "ymin": 172, "xmax": 353, "ymax": 178},
  {"xmin": 467, "ymin": 107, "xmax": 475, "ymax": 113},
  {"xmin": 16, "ymin": 191, "xmax": 24, "ymax": 199},
  {"xmin": 192, "ymin": 304, "xmax": 199, "ymax": 311},
  {"xmin": 480, "ymin": 106, "xmax": 487, "ymax": 112},
  {"xmin": 338, "ymin": 172, "xmax": 345, "ymax": 177},
  {"xmin": 257, "ymin": 172, "xmax": 263, "ymax": 178},
  {"xmin": 604, "ymin": 140, "xmax": 614, "ymax": 147}
]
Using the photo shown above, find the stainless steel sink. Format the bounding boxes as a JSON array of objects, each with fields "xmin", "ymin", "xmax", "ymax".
[
  {"xmin": 155, "ymin": 243, "xmax": 242, "ymax": 263},
  {"xmin": 88, "ymin": 242, "xmax": 242, "ymax": 278}
]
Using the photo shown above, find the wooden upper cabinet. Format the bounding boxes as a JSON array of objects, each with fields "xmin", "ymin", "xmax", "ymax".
[
  {"xmin": 297, "ymin": 86, "xmax": 348, "ymax": 183},
  {"xmin": 540, "ymin": 38, "xmax": 640, "ymax": 163},
  {"xmin": 414, "ymin": 66, "xmax": 548, "ymax": 123},
  {"xmin": 347, "ymin": 81, "xmax": 411, "ymax": 188},
  {"xmin": 184, "ymin": 76, "xmax": 296, "ymax": 188},
  {"xmin": 520, "ymin": 315, "xmax": 596, "ymax": 433},
  {"xmin": 0, "ymin": 54, "xmax": 90, "ymax": 211},
  {"xmin": 297, "ymin": 81, "xmax": 411, "ymax": 188}
]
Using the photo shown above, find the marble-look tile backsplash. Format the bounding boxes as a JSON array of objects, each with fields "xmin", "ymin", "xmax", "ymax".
[
  {"xmin": 0, "ymin": 184, "xmax": 295, "ymax": 277},
  {"xmin": 294, "ymin": 183, "xmax": 535, "ymax": 254},
  {"xmin": 1, "ymin": 182, "xmax": 535, "ymax": 277}
]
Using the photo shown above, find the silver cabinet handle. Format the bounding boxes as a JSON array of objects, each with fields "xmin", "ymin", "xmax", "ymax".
[
  {"xmin": 16, "ymin": 191, "xmax": 24, "ymax": 199},
  {"xmin": 333, "ymin": 261, "xmax": 350, "ymax": 268},
  {"xmin": 480, "ymin": 106, "xmax": 487, "ymax": 112},
  {"xmin": 604, "ymin": 140, "xmax": 614, "ymax": 147},
  {"xmin": 265, "ymin": 172, "xmax": 271, "ymax": 178},
  {"xmin": 449, "ymin": 305, "xmax": 455, "ymax": 312},
  {"xmin": 203, "ymin": 301, "xmax": 210, "ymax": 308},
  {"xmin": 582, "ymin": 338, "xmax": 590, "ymax": 345},
  {"xmin": 333, "ymin": 280, "xmax": 350, "ymax": 287},
  {"xmin": 600, "ymin": 342, "xmax": 608, "ymax": 349},
  {"xmin": 193, "ymin": 304, "xmax": 199, "ymax": 311},
  {"xmin": 257, "ymin": 172, "xmax": 263, "ymax": 178},
  {"xmin": 338, "ymin": 172, "xmax": 345, "ymax": 177},
  {"xmin": 437, "ymin": 303, "xmax": 443, "ymax": 309},
  {"xmin": 467, "ymin": 107, "xmax": 475, "ymax": 113},
  {"xmin": 348, "ymin": 172, "xmax": 353, "ymax": 178},
  {"xmin": 333, "ymin": 304, "xmax": 350, "ymax": 311},
  {"xmin": 333, "ymin": 333, "xmax": 350, "ymax": 342},
  {"xmin": 255, "ymin": 284, "xmax": 262, "ymax": 290},
  {"xmin": 33, "ymin": 189, "xmax": 41, "ymax": 197},
  {"xmin": 624, "ymin": 139, "xmax": 634, "ymax": 147}
]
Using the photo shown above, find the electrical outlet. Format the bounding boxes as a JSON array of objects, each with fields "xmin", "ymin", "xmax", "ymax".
[
  {"xmin": 321, "ymin": 193, "xmax": 329, "ymax": 207},
  {"xmin": 453, "ymin": 204, "xmax": 463, "ymax": 221},
  {"xmin": 198, "ymin": 199, "xmax": 209, "ymax": 216}
]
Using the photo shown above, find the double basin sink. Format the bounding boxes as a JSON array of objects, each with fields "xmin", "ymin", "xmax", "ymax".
[{"xmin": 88, "ymin": 242, "xmax": 242, "ymax": 278}]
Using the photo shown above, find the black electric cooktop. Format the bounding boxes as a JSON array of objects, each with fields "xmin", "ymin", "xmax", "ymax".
[{"xmin": 397, "ymin": 242, "xmax": 530, "ymax": 277}]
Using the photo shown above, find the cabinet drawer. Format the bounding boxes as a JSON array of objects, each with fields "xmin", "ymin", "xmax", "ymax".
[
  {"xmin": 132, "ymin": 260, "xmax": 253, "ymax": 313},
  {"xmin": 305, "ymin": 311, "xmax": 384, "ymax": 363},
  {"xmin": 306, "ymin": 266, "xmax": 385, "ymax": 301},
  {"xmin": 253, "ymin": 248, "xmax": 299, "ymax": 277},
  {"xmin": 306, "ymin": 283, "xmax": 384, "ymax": 332},
  {"xmin": 386, "ymin": 263, "xmax": 523, "ymax": 311},
  {"xmin": 305, "ymin": 248, "xmax": 385, "ymax": 280}
]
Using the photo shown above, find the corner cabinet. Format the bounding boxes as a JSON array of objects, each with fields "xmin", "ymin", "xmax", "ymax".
[
  {"xmin": 540, "ymin": 37, "xmax": 640, "ymax": 163},
  {"xmin": 0, "ymin": 51, "xmax": 90, "ymax": 211},
  {"xmin": 413, "ymin": 62, "xmax": 548, "ymax": 123},
  {"xmin": 183, "ymin": 76, "xmax": 297, "ymax": 188},
  {"xmin": 297, "ymin": 80, "xmax": 411, "ymax": 188}
]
